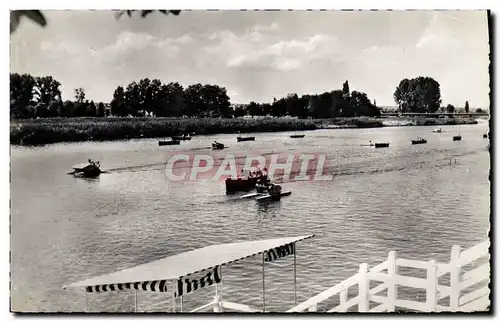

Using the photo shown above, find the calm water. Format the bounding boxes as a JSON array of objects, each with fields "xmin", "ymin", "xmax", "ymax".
[{"xmin": 10, "ymin": 123, "xmax": 490, "ymax": 312}]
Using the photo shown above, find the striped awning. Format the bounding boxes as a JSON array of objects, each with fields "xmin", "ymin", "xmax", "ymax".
[{"xmin": 64, "ymin": 235, "xmax": 314, "ymax": 294}]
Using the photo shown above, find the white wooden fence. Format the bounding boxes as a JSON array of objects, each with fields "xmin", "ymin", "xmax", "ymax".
[{"xmin": 287, "ymin": 239, "xmax": 490, "ymax": 313}]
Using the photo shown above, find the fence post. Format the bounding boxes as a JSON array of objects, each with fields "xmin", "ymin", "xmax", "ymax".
[
  {"xmin": 450, "ymin": 245, "xmax": 461, "ymax": 312},
  {"xmin": 339, "ymin": 284, "xmax": 348, "ymax": 312},
  {"xmin": 387, "ymin": 251, "xmax": 398, "ymax": 312},
  {"xmin": 358, "ymin": 263, "xmax": 369, "ymax": 312},
  {"xmin": 426, "ymin": 260, "xmax": 438, "ymax": 312}
]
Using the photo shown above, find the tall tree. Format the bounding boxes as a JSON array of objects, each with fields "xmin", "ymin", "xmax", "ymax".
[
  {"xmin": 342, "ymin": 80, "xmax": 350, "ymax": 101},
  {"xmin": 87, "ymin": 100, "xmax": 97, "ymax": 116},
  {"xmin": 110, "ymin": 86, "xmax": 127, "ymax": 116},
  {"xmin": 393, "ymin": 77, "xmax": 441, "ymax": 113},
  {"xmin": 97, "ymin": 102, "xmax": 105, "ymax": 117},
  {"xmin": 34, "ymin": 76, "xmax": 61, "ymax": 106},
  {"xmin": 465, "ymin": 101, "xmax": 470, "ymax": 113},
  {"xmin": 446, "ymin": 104, "xmax": 455, "ymax": 113},
  {"xmin": 124, "ymin": 82, "xmax": 141, "ymax": 116},
  {"xmin": 10, "ymin": 73, "xmax": 36, "ymax": 118}
]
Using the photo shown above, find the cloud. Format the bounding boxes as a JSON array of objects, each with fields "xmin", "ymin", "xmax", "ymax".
[{"xmin": 201, "ymin": 29, "xmax": 339, "ymax": 72}]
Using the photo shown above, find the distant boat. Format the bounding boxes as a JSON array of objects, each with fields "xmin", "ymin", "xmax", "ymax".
[
  {"xmin": 411, "ymin": 137, "xmax": 427, "ymax": 145},
  {"xmin": 290, "ymin": 134, "xmax": 305, "ymax": 138},
  {"xmin": 368, "ymin": 141, "xmax": 390, "ymax": 148},
  {"xmin": 69, "ymin": 160, "xmax": 103, "ymax": 178},
  {"xmin": 453, "ymin": 135, "xmax": 462, "ymax": 141},
  {"xmin": 212, "ymin": 142, "xmax": 225, "ymax": 150},
  {"xmin": 433, "ymin": 128, "xmax": 443, "ymax": 133},
  {"xmin": 159, "ymin": 140, "xmax": 180, "ymax": 146},
  {"xmin": 483, "ymin": 134, "xmax": 488, "ymax": 138},
  {"xmin": 237, "ymin": 136, "xmax": 255, "ymax": 142}
]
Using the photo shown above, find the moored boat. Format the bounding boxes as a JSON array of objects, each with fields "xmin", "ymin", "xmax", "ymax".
[
  {"xmin": 237, "ymin": 136, "xmax": 255, "ymax": 142},
  {"xmin": 432, "ymin": 128, "xmax": 442, "ymax": 133},
  {"xmin": 453, "ymin": 135, "xmax": 462, "ymax": 141},
  {"xmin": 159, "ymin": 140, "xmax": 181, "ymax": 146},
  {"xmin": 374, "ymin": 142, "xmax": 390, "ymax": 148},
  {"xmin": 411, "ymin": 137, "xmax": 427, "ymax": 145},
  {"xmin": 290, "ymin": 134, "xmax": 305, "ymax": 138}
]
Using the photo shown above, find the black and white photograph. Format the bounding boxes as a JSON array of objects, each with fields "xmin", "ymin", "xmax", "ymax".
[{"xmin": 8, "ymin": 3, "xmax": 492, "ymax": 314}]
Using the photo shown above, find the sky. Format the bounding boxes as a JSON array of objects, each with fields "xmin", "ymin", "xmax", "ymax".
[{"xmin": 10, "ymin": 10, "xmax": 490, "ymax": 108}]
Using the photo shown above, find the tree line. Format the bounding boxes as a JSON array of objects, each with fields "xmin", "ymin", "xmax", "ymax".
[
  {"xmin": 10, "ymin": 73, "xmax": 382, "ymax": 119},
  {"xmin": 12, "ymin": 73, "xmax": 480, "ymax": 120}
]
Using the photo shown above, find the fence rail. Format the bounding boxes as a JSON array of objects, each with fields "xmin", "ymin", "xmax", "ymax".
[{"xmin": 287, "ymin": 239, "xmax": 490, "ymax": 313}]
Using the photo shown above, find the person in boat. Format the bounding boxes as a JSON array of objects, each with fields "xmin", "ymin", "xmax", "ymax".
[{"xmin": 267, "ymin": 183, "xmax": 282, "ymax": 196}]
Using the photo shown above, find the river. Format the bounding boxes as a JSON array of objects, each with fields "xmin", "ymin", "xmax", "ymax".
[{"xmin": 10, "ymin": 122, "xmax": 490, "ymax": 312}]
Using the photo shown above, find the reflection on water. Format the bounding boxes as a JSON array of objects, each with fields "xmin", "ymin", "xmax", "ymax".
[{"xmin": 10, "ymin": 124, "xmax": 490, "ymax": 312}]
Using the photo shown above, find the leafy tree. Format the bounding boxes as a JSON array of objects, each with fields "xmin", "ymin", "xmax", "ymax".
[
  {"xmin": 110, "ymin": 86, "xmax": 127, "ymax": 116},
  {"xmin": 34, "ymin": 76, "xmax": 61, "ymax": 106},
  {"xmin": 11, "ymin": 10, "xmax": 181, "ymax": 34},
  {"xmin": 465, "ymin": 101, "xmax": 470, "ymax": 113},
  {"xmin": 10, "ymin": 73, "xmax": 36, "ymax": 118},
  {"xmin": 124, "ymin": 82, "xmax": 141, "ymax": 116},
  {"xmin": 97, "ymin": 102, "xmax": 105, "ymax": 117},
  {"xmin": 446, "ymin": 104, "xmax": 455, "ymax": 113},
  {"xmin": 87, "ymin": 100, "xmax": 97, "ymax": 116},
  {"xmin": 61, "ymin": 100, "xmax": 75, "ymax": 117},
  {"xmin": 270, "ymin": 97, "xmax": 288, "ymax": 117},
  {"xmin": 393, "ymin": 77, "xmax": 441, "ymax": 113},
  {"xmin": 74, "ymin": 88, "xmax": 85, "ymax": 103},
  {"xmin": 342, "ymin": 80, "xmax": 350, "ymax": 101},
  {"xmin": 247, "ymin": 101, "xmax": 262, "ymax": 116},
  {"xmin": 233, "ymin": 106, "xmax": 246, "ymax": 117},
  {"xmin": 183, "ymin": 83, "xmax": 205, "ymax": 117},
  {"xmin": 476, "ymin": 108, "xmax": 484, "ymax": 113}
]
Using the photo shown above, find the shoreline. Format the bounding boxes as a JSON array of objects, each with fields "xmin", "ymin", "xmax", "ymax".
[{"xmin": 10, "ymin": 116, "xmax": 481, "ymax": 146}]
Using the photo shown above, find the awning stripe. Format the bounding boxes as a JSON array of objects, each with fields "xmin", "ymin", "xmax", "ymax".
[
  {"xmin": 85, "ymin": 279, "xmax": 169, "ymax": 293},
  {"xmin": 174, "ymin": 266, "xmax": 221, "ymax": 298}
]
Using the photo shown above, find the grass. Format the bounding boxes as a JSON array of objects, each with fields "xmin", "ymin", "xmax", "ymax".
[{"xmin": 10, "ymin": 116, "xmax": 478, "ymax": 146}]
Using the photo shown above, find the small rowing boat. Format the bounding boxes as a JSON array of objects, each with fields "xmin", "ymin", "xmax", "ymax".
[
  {"xmin": 237, "ymin": 136, "xmax": 255, "ymax": 142},
  {"xmin": 290, "ymin": 134, "xmax": 305, "ymax": 138},
  {"xmin": 453, "ymin": 135, "xmax": 462, "ymax": 141},
  {"xmin": 159, "ymin": 140, "xmax": 180, "ymax": 146},
  {"xmin": 255, "ymin": 191, "xmax": 292, "ymax": 201},
  {"xmin": 432, "ymin": 128, "xmax": 443, "ymax": 133},
  {"xmin": 411, "ymin": 137, "xmax": 427, "ymax": 145},
  {"xmin": 241, "ymin": 192, "xmax": 266, "ymax": 199}
]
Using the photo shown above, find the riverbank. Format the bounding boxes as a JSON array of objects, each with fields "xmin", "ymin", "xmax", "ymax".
[{"xmin": 10, "ymin": 116, "xmax": 479, "ymax": 145}]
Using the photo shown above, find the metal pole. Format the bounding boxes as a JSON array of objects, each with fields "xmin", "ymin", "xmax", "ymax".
[
  {"xmin": 219, "ymin": 266, "xmax": 223, "ymax": 301},
  {"xmin": 294, "ymin": 244, "xmax": 297, "ymax": 306},
  {"xmin": 180, "ymin": 296, "xmax": 183, "ymax": 312},
  {"xmin": 171, "ymin": 281, "xmax": 176, "ymax": 313},
  {"xmin": 262, "ymin": 252, "xmax": 266, "ymax": 312},
  {"xmin": 84, "ymin": 291, "xmax": 88, "ymax": 312},
  {"xmin": 134, "ymin": 289, "xmax": 137, "ymax": 313}
]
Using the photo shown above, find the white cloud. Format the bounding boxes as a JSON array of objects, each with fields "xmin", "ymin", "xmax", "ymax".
[{"xmin": 201, "ymin": 30, "xmax": 339, "ymax": 71}]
